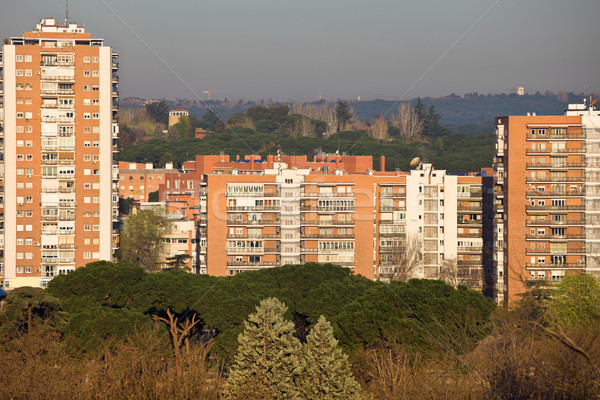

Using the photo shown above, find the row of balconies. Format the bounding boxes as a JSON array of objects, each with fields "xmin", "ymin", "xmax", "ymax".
[
  {"xmin": 301, "ymin": 192, "xmax": 355, "ymax": 198},
  {"xmin": 226, "ymin": 192, "xmax": 280, "ymax": 197},
  {"xmin": 526, "ymin": 205, "xmax": 585, "ymax": 211},
  {"xmin": 525, "ymin": 219, "xmax": 586, "ymax": 226},
  {"xmin": 226, "ymin": 233, "xmax": 281, "ymax": 239},
  {"xmin": 226, "ymin": 247, "xmax": 280, "ymax": 254},
  {"xmin": 226, "ymin": 261, "xmax": 279, "ymax": 267},
  {"xmin": 300, "ymin": 206, "xmax": 355, "ymax": 212},
  {"xmin": 525, "ymin": 234, "xmax": 585, "ymax": 240},
  {"xmin": 41, "ymin": 187, "xmax": 75, "ymax": 193},
  {"xmin": 301, "ymin": 233, "xmax": 355, "ymax": 239},
  {"xmin": 527, "ymin": 190, "xmax": 585, "ymax": 197},
  {"xmin": 525, "ymin": 263, "xmax": 583, "ymax": 269},
  {"xmin": 526, "ymin": 133, "xmax": 584, "ymax": 141},
  {"xmin": 526, "ymin": 148, "xmax": 585, "ymax": 155},
  {"xmin": 525, "ymin": 176, "xmax": 585, "ymax": 183},
  {"xmin": 525, "ymin": 247, "xmax": 586, "ymax": 255},
  {"xmin": 526, "ymin": 162, "xmax": 586, "ymax": 169},
  {"xmin": 227, "ymin": 206, "xmax": 281, "ymax": 212}
]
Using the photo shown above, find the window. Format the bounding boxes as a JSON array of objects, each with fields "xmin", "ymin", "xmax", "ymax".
[
  {"xmin": 84, "ymin": 70, "xmax": 90, "ymax": 77},
  {"xmin": 84, "ymin": 141, "xmax": 91, "ymax": 147},
  {"xmin": 16, "ymin": 69, "xmax": 23, "ymax": 76},
  {"xmin": 26, "ymin": 155, "xmax": 33, "ymax": 161},
  {"xmin": 17, "ymin": 112, "xmax": 24, "ymax": 119},
  {"xmin": 93, "ymin": 141, "xmax": 99, "ymax": 147},
  {"xmin": 92, "ymin": 57, "xmax": 99, "ymax": 63},
  {"xmin": 26, "ymin": 126, "xmax": 33, "ymax": 132},
  {"xmin": 25, "ymin": 69, "xmax": 32, "ymax": 76},
  {"xmin": 25, "ymin": 112, "xmax": 32, "ymax": 119},
  {"xmin": 84, "ymin": 113, "xmax": 91, "ymax": 119},
  {"xmin": 26, "ymin": 196, "xmax": 33, "ymax": 203},
  {"xmin": 93, "ymin": 127, "xmax": 100, "ymax": 133},
  {"xmin": 84, "ymin": 252, "xmax": 91, "ymax": 259},
  {"xmin": 92, "ymin": 86, "xmax": 99, "ymax": 91},
  {"xmin": 83, "ymin": 85, "xmax": 90, "ymax": 91},
  {"xmin": 84, "ymin": 99, "xmax": 91, "ymax": 105},
  {"xmin": 83, "ymin": 56, "xmax": 90, "ymax": 63},
  {"xmin": 92, "ymin": 70, "xmax": 99, "ymax": 77},
  {"xmin": 84, "ymin": 155, "xmax": 91, "ymax": 161},
  {"xmin": 92, "ymin": 113, "xmax": 99, "ymax": 119},
  {"xmin": 17, "ymin": 140, "xmax": 24, "ymax": 147},
  {"xmin": 17, "ymin": 126, "xmax": 24, "ymax": 133},
  {"xmin": 16, "ymin": 55, "xmax": 23, "ymax": 62},
  {"xmin": 25, "ymin": 55, "xmax": 32, "ymax": 62},
  {"xmin": 84, "ymin": 225, "xmax": 91, "ymax": 231},
  {"xmin": 84, "ymin": 126, "xmax": 91, "ymax": 133},
  {"xmin": 93, "ymin": 99, "xmax": 99, "ymax": 105},
  {"xmin": 17, "ymin": 155, "xmax": 24, "ymax": 161}
]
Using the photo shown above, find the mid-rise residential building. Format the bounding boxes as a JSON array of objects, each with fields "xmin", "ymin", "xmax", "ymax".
[
  {"xmin": 153, "ymin": 154, "xmax": 493, "ymax": 290},
  {"xmin": 493, "ymin": 101, "xmax": 600, "ymax": 304},
  {"xmin": 168, "ymin": 109, "xmax": 188, "ymax": 128},
  {"xmin": 118, "ymin": 162, "xmax": 176, "ymax": 201},
  {"xmin": 0, "ymin": 18, "xmax": 119, "ymax": 288}
]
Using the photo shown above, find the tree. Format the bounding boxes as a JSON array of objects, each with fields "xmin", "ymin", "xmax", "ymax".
[
  {"xmin": 301, "ymin": 315, "xmax": 362, "ymax": 399},
  {"xmin": 550, "ymin": 274, "xmax": 600, "ymax": 327},
  {"xmin": 439, "ymin": 257, "xmax": 459, "ymax": 287},
  {"xmin": 224, "ymin": 297, "xmax": 304, "ymax": 400},
  {"xmin": 335, "ymin": 101, "xmax": 353, "ymax": 132},
  {"xmin": 215, "ymin": 119, "xmax": 227, "ymax": 133},
  {"xmin": 166, "ymin": 253, "xmax": 192, "ymax": 271},
  {"xmin": 202, "ymin": 109, "xmax": 220, "ymax": 125},
  {"xmin": 120, "ymin": 207, "xmax": 173, "ymax": 272},
  {"xmin": 380, "ymin": 235, "xmax": 422, "ymax": 282},
  {"xmin": 370, "ymin": 113, "xmax": 389, "ymax": 142},
  {"xmin": 145, "ymin": 100, "xmax": 169, "ymax": 125},
  {"xmin": 391, "ymin": 102, "xmax": 424, "ymax": 138},
  {"xmin": 0, "ymin": 287, "xmax": 64, "ymax": 338}
]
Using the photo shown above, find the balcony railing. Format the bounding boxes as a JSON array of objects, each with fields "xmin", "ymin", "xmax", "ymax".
[
  {"xmin": 527, "ymin": 190, "xmax": 585, "ymax": 197},
  {"xmin": 300, "ymin": 233, "xmax": 355, "ymax": 239},
  {"xmin": 227, "ymin": 219, "xmax": 281, "ymax": 225},
  {"xmin": 227, "ymin": 206, "xmax": 281, "ymax": 212},
  {"xmin": 379, "ymin": 192, "xmax": 406, "ymax": 198},
  {"xmin": 525, "ymin": 263, "xmax": 584, "ymax": 269},
  {"xmin": 226, "ymin": 192, "xmax": 280, "ymax": 197},
  {"xmin": 526, "ymin": 219, "xmax": 585, "ymax": 226},
  {"xmin": 302, "ymin": 192, "xmax": 355, "ymax": 198},
  {"xmin": 457, "ymin": 219, "xmax": 483, "ymax": 225},
  {"xmin": 526, "ymin": 162, "xmax": 586, "ymax": 169},
  {"xmin": 525, "ymin": 176, "xmax": 584, "ymax": 183},
  {"xmin": 227, "ymin": 234, "xmax": 281, "ymax": 239},
  {"xmin": 526, "ymin": 133, "xmax": 584, "ymax": 140},
  {"xmin": 226, "ymin": 261, "xmax": 279, "ymax": 267},
  {"xmin": 526, "ymin": 205, "xmax": 585, "ymax": 211},
  {"xmin": 525, "ymin": 247, "xmax": 586, "ymax": 255},
  {"xmin": 526, "ymin": 148, "xmax": 585, "ymax": 154},
  {"xmin": 378, "ymin": 219, "xmax": 406, "ymax": 225},
  {"xmin": 525, "ymin": 234, "xmax": 585, "ymax": 240},
  {"xmin": 379, "ymin": 206, "xmax": 406, "ymax": 212},
  {"xmin": 301, "ymin": 220, "xmax": 355, "ymax": 226},
  {"xmin": 458, "ymin": 246, "xmax": 483, "ymax": 253}
]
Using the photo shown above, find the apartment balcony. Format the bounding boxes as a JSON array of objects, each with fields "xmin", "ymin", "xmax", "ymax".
[
  {"xmin": 227, "ymin": 206, "xmax": 281, "ymax": 212},
  {"xmin": 40, "ymin": 103, "xmax": 75, "ymax": 110},
  {"xmin": 526, "ymin": 162, "xmax": 586, "ymax": 169},
  {"xmin": 378, "ymin": 232, "xmax": 406, "ymax": 238},
  {"xmin": 41, "ymin": 145, "xmax": 59, "ymax": 152},
  {"xmin": 226, "ymin": 247, "xmax": 267, "ymax": 254},
  {"xmin": 457, "ymin": 204, "xmax": 483, "ymax": 212},
  {"xmin": 301, "ymin": 220, "xmax": 355, "ymax": 226},
  {"xmin": 41, "ymin": 159, "xmax": 59, "ymax": 165},
  {"xmin": 301, "ymin": 192, "xmax": 355, "ymax": 198},
  {"xmin": 379, "ymin": 206, "xmax": 406, "ymax": 212},
  {"xmin": 458, "ymin": 246, "xmax": 483, "ymax": 253},
  {"xmin": 526, "ymin": 148, "xmax": 585, "ymax": 155},
  {"xmin": 378, "ymin": 219, "xmax": 406, "ymax": 225},
  {"xmin": 379, "ymin": 246, "xmax": 406, "ymax": 253},
  {"xmin": 41, "ymin": 215, "xmax": 59, "ymax": 221},
  {"xmin": 58, "ymin": 173, "xmax": 75, "ymax": 180},
  {"xmin": 226, "ymin": 261, "xmax": 280, "ymax": 267},
  {"xmin": 526, "ymin": 190, "xmax": 585, "ymax": 197},
  {"xmin": 58, "ymin": 159, "xmax": 75, "ymax": 165},
  {"xmin": 457, "ymin": 219, "xmax": 483, "ymax": 226},
  {"xmin": 58, "ymin": 244, "xmax": 77, "ymax": 249},
  {"xmin": 41, "ymin": 89, "xmax": 75, "ymax": 96},
  {"xmin": 525, "ymin": 176, "xmax": 584, "ymax": 183},
  {"xmin": 526, "ymin": 205, "xmax": 585, "ymax": 211},
  {"xmin": 526, "ymin": 133, "xmax": 584, "ymax": 140},
  {"xmin": 379, "ymin": 192, "xmax": 406, "ymax": 198},
  {"xmin": 300, "ymin": 233, "xmax": 355, "ymax": 239},
  {"xmin": 227, "ymin": 219, "xmax": 281, "ymax": 226},
  {"xmin": 40, "ymin": 75, "xmax": 75, "ymax": 82},
  {"xmin": 226, "ymin": 192, "xmax": 281, "ymax": 197},
  {"xmin": 58, "ymin": 201, "xmax": 76, "ymax": 208},
  {"xmin": 525, "ymin": 219, "xmax": 586, "ymax": 226},
  {"xmin": 458, "ymin": 232, "xmax": 483, "ymax": 238},
  {"xmin": 227, "ymin": 233, "xmax": 281, "ymax": 239},
  {"xmin": 457, "ymin": 260, "xmax": 483, "ymax": 266},
  {"xmin": 299, "ymin": 248, "xmax": 319, "ymax": 253},
  {"xmin": 525, "ymin": 234, "xmax": 585, "ymax": 240},
  {"xmin": 300, "ymin": 206, "xmax": 355, "ymax": 212},
  {"xmin": 59, "ymin": 215, "xmax": 76, "ymax": 221},
  {"xmin": 525, "ymin": 263, "xmax": 584, "ymax": 270},
  {"xmin": 525, "ymin": 247, "xmax": 586, "ymax": 255},
  {"xmin": 58, "ymin": 187, "xmax": 75, "ymax": 193},
  {"xmin": 41, "ymin": 61, "xmax": 75, "ymax": 67}
]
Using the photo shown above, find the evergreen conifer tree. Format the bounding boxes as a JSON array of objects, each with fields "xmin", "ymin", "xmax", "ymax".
[
  {"xmin": 224, "ymin": 297, "xmax": 304, "ymax": 400},
  {"xmin": 301, "ymin": 315, "xmax": 362, "ymax": 399}
]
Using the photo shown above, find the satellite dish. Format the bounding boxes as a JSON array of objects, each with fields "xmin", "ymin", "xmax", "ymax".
[
  {"xmin": 410, "ymin": 157, "xmax": 421, "ymax": 169},
  {"xmin": 591, "ymin": 99, "xmax": 598, "ymax": 107}
]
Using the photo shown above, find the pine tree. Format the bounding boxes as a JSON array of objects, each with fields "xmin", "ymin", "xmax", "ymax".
[
  {"xmin": 301, "ymin": 315, "xmax": 362, "ymax": 399},
  {"xmin": 224, "ymin": 298, "xmax": 304, "ymax": 400}
]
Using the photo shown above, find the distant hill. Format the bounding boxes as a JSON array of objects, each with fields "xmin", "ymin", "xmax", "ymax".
[{"xmin": 349, "ymin": 92, "xmax": 587, "ymax": 125}]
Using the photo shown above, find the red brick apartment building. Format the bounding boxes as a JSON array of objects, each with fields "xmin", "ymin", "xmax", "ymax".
[
  {"xmin": 494, "ymin": 101, "xmax": 600, "ymax": 304},
  {"xmin": 153, "ymin": 154, "xmax": 494, "ymax": 294},
  {"xmin": 0, "ymin": 19, "xmax": 119, "ymax": 288}
]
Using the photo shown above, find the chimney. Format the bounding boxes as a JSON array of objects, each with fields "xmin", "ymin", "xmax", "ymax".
[{"xmin": 380, "ymin": 155, "xmax": 385, "ymax": 172}]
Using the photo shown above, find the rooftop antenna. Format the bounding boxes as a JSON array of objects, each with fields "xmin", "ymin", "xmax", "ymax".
[{"xmin": 65, "ymin": 0, "xmax": 69, "ymax": 25}]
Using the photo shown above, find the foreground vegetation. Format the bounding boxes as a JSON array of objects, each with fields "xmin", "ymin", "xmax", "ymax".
[{"xmin": 1, "ymin": 263, "xmax": 599, "ymax": 399}]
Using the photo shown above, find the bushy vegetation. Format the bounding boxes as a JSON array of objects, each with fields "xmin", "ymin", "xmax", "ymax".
[{"xmin": 1, "ymin": 262, "xmax": 598, "ymax": 399}]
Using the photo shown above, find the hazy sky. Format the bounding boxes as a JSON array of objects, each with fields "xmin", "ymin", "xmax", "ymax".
[{"xmin": 1, "ymin": 0, "xmax": 599, "ymax": 101}]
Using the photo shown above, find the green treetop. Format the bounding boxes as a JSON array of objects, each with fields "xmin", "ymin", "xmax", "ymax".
[
  {"xmin": 224, "ymin": 297, "xmax": 304, "ymax": 400},
  {"xmin": 302, "ymin": 315, "xmax": 362, "ymax": 399}
]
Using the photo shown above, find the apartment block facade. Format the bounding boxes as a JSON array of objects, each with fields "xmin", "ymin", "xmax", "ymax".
[
  {"xmin": 0, "ymin": 19, "xmax": 119, "ymax": 288},
  {"xmin": 494, "ymin": 102, "xmax": 600, "ymax": 304},
  {"xmin": 153, "ymin": 154, "xmax": 493, "ymax": 291}
]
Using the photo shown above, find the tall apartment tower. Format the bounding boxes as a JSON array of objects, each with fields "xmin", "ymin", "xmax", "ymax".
[
  {"xmin": 493, "ymin": 101, "xmax": 600, "ymax": 305},
  {"xmin": 0, "ymin": 18, "xmax": 119, "ymax": 288}
]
